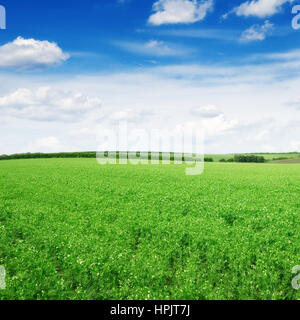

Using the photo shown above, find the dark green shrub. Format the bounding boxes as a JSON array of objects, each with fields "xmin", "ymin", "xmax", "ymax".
[
  {"xmin": 272, "ymin": 157, "xmax": 289, "ymax": 161},
  {"xmin": 234, "ymin": 154, "xmax": 265, "ymax": 163}
]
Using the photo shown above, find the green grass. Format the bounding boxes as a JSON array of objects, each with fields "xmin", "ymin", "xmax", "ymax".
[
  {"xmin": 272, "ymin": 158, "xmax": 300, "ymax": 164},
  {"xmin": 0, "ymin": 159, "xmax": 299, "ymax": 300}
]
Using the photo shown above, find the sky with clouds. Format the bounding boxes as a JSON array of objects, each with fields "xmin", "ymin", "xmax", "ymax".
[{"xmin": 0, "ymin": 0, "xmax": 300, "ymax": 154}]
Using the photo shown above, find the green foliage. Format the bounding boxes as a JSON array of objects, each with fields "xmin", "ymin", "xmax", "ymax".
[
  {"xmin": 220, "ymin": 158, "xmax": 234, "ymax": 163},
  {"xmin": 272, "ymin": 157, "xmax": 289, "ymax": 161},
  {"xmin": 2, "ymin": 152, "xmax": 299, "ymax": 163},
  {"xmin": 234, "ymin": 154, "xmax": 265, "ymax": 163},
  {"xmin": 0, "ymin": 152, "xmax": 204, "ymax": 163},
  {"xmin": 0, "ymin": 159, "xmax": 299, "ymax": 300},
  {"xmin": 205, "ymin": 153, "xmax": 300, "ymax": 162},
  {"xmin": 0, "ymin": 152, "xmax": 97, "ymax": 161}
]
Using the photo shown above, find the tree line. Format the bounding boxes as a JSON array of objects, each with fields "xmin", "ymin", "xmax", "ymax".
[{"xmin": 0, "ymin": 152, "xmax": 265, "ymax": 163}]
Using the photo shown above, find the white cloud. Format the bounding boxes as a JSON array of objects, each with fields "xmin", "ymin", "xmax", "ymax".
[
  {"xmin": 228, "ymin": 0, "xmax": 294, "ymax": 18},
  {"xmin": 290, "ymin": 140, "xmax": 300, "ymax": 150},
  {"xmin": 148, "ymin": 0, "xmax": 213, "ymax": 26},
  {"xmin": 191, "ymin": 105, "xmax": 221, "ymax": 117},
  {"xmin": 109, "ymin": 108, "xmax": 152, "ymax": 123},
  {"xmin": 109, "ymin": 109, "xmax": 139, "ymax": 122},
  {"xmin": 176, "ymin": 113, "xmax": 239, "ymax": 141},
  {"xmin": 116, "ymin": 39, "xmax": 189, "ymax": 56},
  {"xmin": 285, "ymin": 96, "xmax": 300, "ymax": 109},
  {"xmin": 247, "ymin": 129, "xmax": 270, "ymax": 141},
  {"xmin": 2, "ymin": 48, "xmax": 300, "ymax": 154},
  {"xmin": 265, "ymin": 49, "xmax": 300, "ymax": 60},
  {"xmin": 201, "ymin": 115, "xmax": 239, "ymax": 137},
  {"xmin": 0, "ymin": 87, "xmax": 102, "ymax": 122},
  {"xmin": 28, "ymin": 136, "xmax": 65, "ymax": 153},
  {"xmin": 146, "ymin": 40, "xmax": 164, "ymax": 49},
  {"xmin": 0, "ymin": 37, "xmax": 69, "ymax": 71},
  {"xmin": 69, "ymin": 127, "xmax": 94, "ymax": 136},
  {"xmin": 153, "ymin": 28, "xmax": 239, "ymax": 41},
  {"xmin": 241, "ymin": 20, "xmax": 274, "ymax": 42}
]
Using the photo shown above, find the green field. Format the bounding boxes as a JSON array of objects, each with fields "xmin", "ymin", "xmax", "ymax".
[{"xmin": 0, "ymin": 159, "xmax": 299, "ymax": 300}]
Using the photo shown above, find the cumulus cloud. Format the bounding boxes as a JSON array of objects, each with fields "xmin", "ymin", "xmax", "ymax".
[
  {"xmin": 2, "ymin": 53, "xmax": 300, "ymax": 154},
  {"xmin": 109, "ymin": 108, "xmax": 152, "ymax": 123},
  {"xmin": 0, "ymin": 37, "xmax": 69, "ymax": 71},
  {"xmin": 241, "ymin": 20, "xmax": 274, "ymax": 42},
  {"xmin": 225, "ymin": 0, "xmax": 294, "ymax": 19},
  {"xmin": 28, "ymin": 136, "xmax": 65, "ymax": 153},
  {"xmin": 0, "ymin": 87, "xmax": 102, "ymax": 122},
  {"xmin": 200, "ymin": 115, "xmax": 239, "ymax": 137},
  {"xmin": 189, "ymin": 105, "xmax": 238, "ymax": 137},
  {"xmin": 148, "ymin": 0, "xmax": 213, "ymax": 26},
  {"xmin": 190, "ymin": 105, "xmax": 221, "ymax": 118},
  {"xmin": 177, "ymin": 115, "xmax": 239, "ymax": 140}
]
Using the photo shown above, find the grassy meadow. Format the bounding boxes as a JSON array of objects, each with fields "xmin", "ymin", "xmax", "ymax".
[{"xmin": 0, "ymin": 158, "xmax": 299, "ymax": 300}]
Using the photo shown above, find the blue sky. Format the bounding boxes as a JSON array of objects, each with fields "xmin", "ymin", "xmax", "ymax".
[
  {"xmin": 1, "ymin": 0, "xmax": 298, "ymax": 69},
  {"xmin": 0, "ymin": 0, "xmax": 300, "ymax": 154}
]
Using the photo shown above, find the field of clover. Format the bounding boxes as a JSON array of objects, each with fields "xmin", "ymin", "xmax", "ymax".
[{"xmin": 0, "ymin": 158, "xmax": 299, "ymax": 300}]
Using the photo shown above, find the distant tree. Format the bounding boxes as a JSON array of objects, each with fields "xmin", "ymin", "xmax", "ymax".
[{"xmin": 234, "ymin": 154, "xmax": 265, "ymax": 163}]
